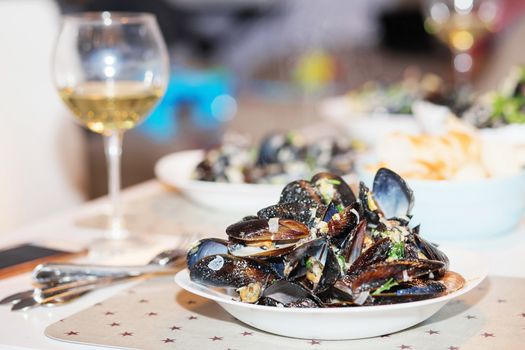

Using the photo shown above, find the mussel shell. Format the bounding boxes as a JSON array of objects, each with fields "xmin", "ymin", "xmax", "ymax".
[
  {"xmin": 186, "ymin": 238, "xmax": 229, "ymax": 269},
  {"xmin": 359, "ymin": 182, "xmax": 380, "ymax": 224},
  {"xmin": 345, "ymin": 237, "xmax": 391, "ymax": 276},
  {"xmin": 325, "ymin": 203, "xmax": 361, "ymax": 238},
  {"xmin": 335, "ymin": 259, "xmax": 445, "ymax": 297},
  {"xmin": 259, "ymin": 280, "xmax": 321, "ymax": 308},
  {"xmin": 226, "ymin": 218, "xmax": 309, "ymax": 243},
  {"xmin": 372, "ymin": 168, "xmax": 414, "ymax": 221},
  {"xmin": 279, "ymin": 180, "xmax": 323, "ymax": 207},
  {"xmin": 189, "ymin": 254, "xmax": 278, "ymax": 289},
  {"xmin": 257, "ymin": 203, "xmax": 315, "ymax": 227},
  {"xmin": 339, "ymin": 220, "xmax": 368, "ymax": 265},
  {"xmin": 228, "ymin": 241, "xmax": 296, "ymax": 258},
  {"xmin": 311, "ymin": 172, "xmax": 356, "ymax": 207},
  {"xmin": 367, "ymin": 279, "xmax": 448, "ymax": 305},
  {"xmin": 257, "ymin": 133, "xmax": 303, "ymax": 165},
  {"xmin": 285, "ymin": 238, "xmax": 341, "ymax": 293}
]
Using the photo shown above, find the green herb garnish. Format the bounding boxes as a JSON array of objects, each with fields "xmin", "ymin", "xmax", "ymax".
[
  {"xmin": 327, "ymin": 179, "xmax": 341, "ymax": 185},
  {"xmin": 372, "ymin": 278, "xmax": 399, "ymax": 295},
  {"xmin": 305, "ymin": 257, "xmax": 314, "ymax": 270},
  {"xmin": 336, "ymin": 255, "xmax": 346, "ymax": 273},
  {"xmin": 336, "ymin": 204, "xmax": 345, "ymax": 213},
  {"xmin": 389, "ymin": 241, "xmax": 405, "ymax": 260}
]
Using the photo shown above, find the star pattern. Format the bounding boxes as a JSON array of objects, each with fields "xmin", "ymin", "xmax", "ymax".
[
  {"xmin": 481, "ymin": 332, "xmax": 495, "ymax": 338},
  {"xmin": 426, "ymin": 329, "xmax": 440, "ymax": 335},
  {"xmin": 109, "ymin": 322, "xmax": 120, "ymax": 327},
  {"xmin": 65, "ymin": 331, "xmax": 78, "ymax": 336},
  {"xmin": 120, "ymin": 332, "xmax": 133, "ymax": 337},
  {"xmin": 170, "ymin": 326, "xmax": 182, "ymax": 331},
  {"xmin": 162, "ymin": 338, "xmax": 175, "ymax": 343},
  {"xmin": 308, "ymin": 339, "xmax": 321, "ymax": 345},
  {"xmin": 188, "ymin": 316, "xmax": 197, "ymax": 320},
  {"xmin": 241, "ymin": 331, "xmax": 253, "ymax": 336},
  {"xmin": 209, "ymin": 336, "xmax": 222, "ymax": 341},
  {"xmin": 104, "ymin": 311, "xmax": 115, "ymax": 316},
  {"xmin": 398, "ymin": 345, "xmax": 412, "ymax": 349},
  {"xmin": 147, "ymin": 312, "xmax": 158, "ymax": 316},
  {"xmin": 465, "ymin": 315, "xmax": 477, "ymax": 319}
]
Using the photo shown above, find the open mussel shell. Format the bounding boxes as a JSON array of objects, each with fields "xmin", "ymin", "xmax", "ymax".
[
  {"xmin": 278, "ymin": 180, "xmax": 323, "ymax": 207},
  {"xmin": 372, "ymin": 168, "xmax": 414, "ymax": 221},
  {"xmin": 258, "ymin": 280, "xmax": 321, "ymax": 308},
  {"xmin": 187, "ymin": 238, "xmax": 229, "ymax": 269},
  {"xmin": 335, "ymin": 259, "xmax": 445, "ymax": 298},
  {"xmin": 285, "ymin": 238, "xmax": 341, "ymax": 293},
  {"xmin": 228, "ymin": 241, "xmax": 297, "ymax": 258},
  {"xmin": 345, "ymin": 236, "xmax": 391, "ymax": 275},
  {"xmin": 226, "ymin": 218, "xmax": 309, "ymax": 243},
  {"xmin": 311, "ymin": 172, "xmax": 356, "ymax": 207},
  {"xmin": 325, "ymin": 202, "xmax": 361, "ymax": 238},
  {"xmin": 370, "ymin": 271, "xmax": 465, "ymax": 305},
  {"xmin": 190, "ymin": 254, "xmax": 278, "ymax": 290},
  {"xmin": 257, "ymin": 202, "xmax": 317, "ymax": 228},
  {"xmin": 368, "ymin": 279, "xmax": 447, "ymax": 305}
]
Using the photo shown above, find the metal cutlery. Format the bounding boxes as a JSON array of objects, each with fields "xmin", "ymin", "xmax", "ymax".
[{"xmin": 1, "ymin": 234, "xmax": 198, "ymax": 311}]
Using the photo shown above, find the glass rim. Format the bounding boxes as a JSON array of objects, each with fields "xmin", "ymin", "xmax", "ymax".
[{"xmin": 62, "ymin": 11, "xmax": 156, "ymax": 25}]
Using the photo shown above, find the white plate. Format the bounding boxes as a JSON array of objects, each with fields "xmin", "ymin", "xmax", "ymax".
[
  {"xmin": 175, "ymin": 247, "xmax": 487, "ymax": 340},
  {"xmin": 154, "ymin": 150, "xmax": 283, "ymax": 213}
]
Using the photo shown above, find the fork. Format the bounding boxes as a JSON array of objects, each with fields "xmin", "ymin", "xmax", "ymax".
[{"xmin": 1, "ymin": 233, "xmax": 200, "ymax": 310}]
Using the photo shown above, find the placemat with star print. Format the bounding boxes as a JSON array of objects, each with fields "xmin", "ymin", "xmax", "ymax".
[{"xmin": 45, "ymin": 275, "xmax": 525, "ymax": 350}]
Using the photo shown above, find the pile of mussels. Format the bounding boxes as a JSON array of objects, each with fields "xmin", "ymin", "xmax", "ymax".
[{"xmin": 186, "ymin": 168, "xmax": 465, "ymax": 307}]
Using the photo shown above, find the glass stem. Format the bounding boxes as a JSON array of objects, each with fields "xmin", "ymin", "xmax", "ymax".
[{"xmin": 103, "ymin": 130, "xmax": 126, "ymax": 239}]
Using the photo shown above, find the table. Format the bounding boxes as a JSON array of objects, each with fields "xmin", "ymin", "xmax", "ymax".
[{"xmin": 0, "ymin": 180, "xmax": 524, "ymax": 349}]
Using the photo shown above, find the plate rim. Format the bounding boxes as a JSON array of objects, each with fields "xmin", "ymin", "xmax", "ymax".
[{"xmin": 175, "ymin": 247, "xmax": 488, "ymax": 314}]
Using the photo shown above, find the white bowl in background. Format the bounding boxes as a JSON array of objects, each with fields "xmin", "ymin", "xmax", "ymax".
[
  {"xmin": 175, "ymin": 247, "xmax": 486, "ymax": 340},
  {"xmin": 358, "ymin": 168, "xmax": 525, "ymax": 240},
  {"xmin": 319, "ymin": 97, "xmax": 418, "ymax": 146},
  {"xmin": 154, "ymin": 150, "xmax": 283, "ymax": 214}
]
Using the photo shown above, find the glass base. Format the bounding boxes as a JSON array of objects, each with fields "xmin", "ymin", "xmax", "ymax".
[{"xmin": 87, "ymin": 235, "xmax": 150, "ymax": 261}]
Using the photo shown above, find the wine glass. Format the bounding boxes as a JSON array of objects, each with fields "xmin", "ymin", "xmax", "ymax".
[
  {"xmin": 423, "ymin": 0, "xmax": 500, "ymax": 86},
  {"xmin": 53, "ymin": 12, "xmax": 169, "ymax": 250}
]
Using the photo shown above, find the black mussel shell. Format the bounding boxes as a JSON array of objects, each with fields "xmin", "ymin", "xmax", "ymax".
[
  {"xmin": 370, "ymin": 279, "xmax": 447, "ymax": 304},
  {"xmin": 279, "ymin": 180, "xmax": 323, "ymax": 207},
  {"xmin": 187, "ymin": 238, "xmax": 229, "ymax": 269},
  {"xmin": 335, "ymin": 259, "xmax": 445, "ymax": 297},
  {"xmin": 359, "ymin": 182, "xmax": 380, "ymax": 224},
  {"xmin": 325, "ymin": 203, "xmax": 361, "ymax": 238},
  {"xmin": 339, "ymin": 220, "xmax": 367, "ymax": 265},
  {"xmin": 311, "ymin": 172, "xmax": 356, "ymax": 207},
  {"xmin": 372, "ymin": 168, "xmax": 414, "ymax": 221},
  {"xmin": 258, "ymin": 280, "xmax": 321, "ymax": 308},
  {"xmin": 226, "ymin": 218, "xmax": 309, "ymax": 243},
  {"xmin": 190, "ymin": 254, "xmax": 278, "ymax": 289},
  {"xmin": 345, "ymin": 237, "xmax": 391, "ymax": 276},
  {"xmin": 258, "ymin": 203, "xmax": 315, "ymax": 227},
  {"xmin": 257, "ymin": 133, "xmax": 302, "ymax": 165},
  {"xmin": 285, "ymin": 238, "xmax": 341, "ymax": 293}
]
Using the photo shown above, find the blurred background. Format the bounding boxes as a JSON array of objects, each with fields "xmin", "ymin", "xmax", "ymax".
[{"xmin": 2, "ymin": 0, "xmax": 525, "ymax": 234}]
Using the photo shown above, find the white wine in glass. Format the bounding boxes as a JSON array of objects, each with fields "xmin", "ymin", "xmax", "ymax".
[
  {"xmin": 53, "ymin": 12, "xmax": 169, "ymax": 249},
  {"xmin": 424, "ymin": 0, "xmax": 500, "ymax": 85}
]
